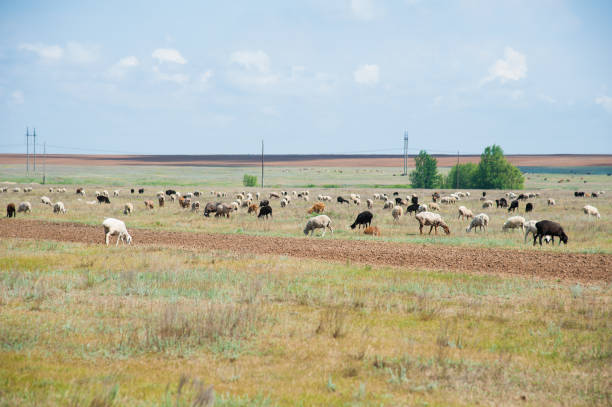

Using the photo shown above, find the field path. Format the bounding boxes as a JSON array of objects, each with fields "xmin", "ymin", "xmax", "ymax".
[{"xmin": 1, "ymin": 219, "xmax": 610, "ymax": 283}]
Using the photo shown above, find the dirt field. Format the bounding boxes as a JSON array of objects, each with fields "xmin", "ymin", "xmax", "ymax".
[
  {"xmin": 1, "ymin": 219, "xmax": 609, "ymax": 283},
  {"xmin": 1, "ymin": 153, "xmax": 611, "ymax": 167}
]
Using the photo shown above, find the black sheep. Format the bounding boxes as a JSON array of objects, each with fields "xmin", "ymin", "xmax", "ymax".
[
  {"xmin": 6, "ymin": 203, "xmax": 16, "ymax": 218},
  {"xmin": 533, "ymin": 220, "xmax": 568, "ymax": 246},
  {"xmin": 518, "ymin": 194, "xmax": 528, "ymax": 200},
  {"xmin": 411, "ymin": 196, "xmax": 418, "ymax": 205},
  {"xmin": 166, "ymin": 189, "xmax": 176, "ymax": 196},
  {"xmin": 337, "ymin": 196, "xmax": 349, "ymax": 204},
  {"xmin": 350, "ymin": 211, "xmax": 373, "ymax": 229},
  {"xmin": 130, "ymin": 188, "xmax": 135, "ymax": 194},
  {"xmin": 97, "ymin": 195, "xmax": 111, "ymax": 204},
  {"xmin": 525, "ymin": 202, "xmax": 534, "ymax": 213},
  {"xmin": 259, "ymin": 199, "xmax": 270, "ymax": 207},
  {"xmin": 395, "ymin": 197, "xmax": 403, "ymax": 205},
  {"xmin": 574, "ymin": 191, "xmax": 585, "ymax": 197},
  {"xmin": 496, "ymin": 198, "xmax": 508, "ymax": 208},
  {"xmin": 508, "ymin": 200, "xmax": 519, "ymax": 212},
  {"xmin": 138, "ymin": 188, "xmax": 145, "ymax": 194},
  {"xmin": 406, "ymin": 203, "xmax": 420, "ymax": 216},
  {"xmin": 258, "ymin": 205, "xmax": 273, "ymax": 219},
  {"xmin": 482, "ymin": 192, "xmax": 486, "ymax": 197},
  {"xmin": 393, "ymin": 192, "xmax": 399, "ymax": 196}
]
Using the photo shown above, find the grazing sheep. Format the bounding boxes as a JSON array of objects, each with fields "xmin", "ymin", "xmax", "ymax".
[
  {"xmin": 508, "ymin": 200, "xmax": 519, "ymax": 212},
  {"xmin": 383, "ymin": 200, "xmax": 394, "ymax": 209},
  {"xmin": 303, "ymin": 195, "xmax": 309, "ymax": 202},
  {"xmin": 204, "ymin": 202, "xmax": 220, "ymax": 217},
  {"xmin": 53, "ymin": 202, "xmax": 66, "ymax": 214},
  {"xmin": 364, "ymin": 226, "xmax": 381, "ymax": 236},
  {"xmin": 248, "ymin": 203, "xmax": 259, "ymax": 215},
  {"xmin": 269, "ymin": 192, "xmax": 280, "ymax": 199},
  {"xmin": 124, "ymin": 203, "xmax": 134, "ymax": 215},
  {"xmin": 49, "ymin": 188, "xmax": 54, "ymax": 193},
  {"xmin": 280, "ymin": 198, "xmax": 288, "ymax": 208},
  {"xmin": 215, "ymin": 203, "xmax": 233, "ymax": 218},
  {"xmin": 525, "ymin": 203, "xmax": 534, "ymax": 213},
  {"xmin": 428, "ymin": 202, "xmax": 440, "ymax": 211},
  {"xmin": 353, "ymin": 198, "xmax": 361, "ymax": 205},
  {"xmin": 337, "ymin": 196, "xmax": 350, "ymax": 204},
  {"xmin": 166, "ymin": 189, "xmax": 176, "ymax": 196},
  {"xmin": 482, "ymin": 200, "xmax": 494, "ymax": 209},
  {"xmin": 303, "ymin": 215, "xmax": 333, "ymax": 236},
  {"xmin": 457, "ymin": 206, "xmax": 474, "ymax": 220},
  {"xmin": 41, "ymin": 196, "xmax": 53, "ymax": 206},
  {"xmin": 502, "ymin": 216, "xmax": 526, "ymax": 232},
  {"xmin": 583, "ymin": 205, "xmax": 601, "ymax": 219},
  {"xmin": 144, "ymin": 200, "xmax": 154, "ymax": 209},
  {"xmin": 113, "ymin": 190, "xmax": 120, "ymax": 197},
  {"xmin": 13, "ymin": 188, "xmax": 21, "ymax": 193},
  {"xmin": 415, "ymin": 212, "xmax": 450, "ymax": 235},
  {"xmin": 466, "ymin": 214, "xmax": 489, "ymax": 233},
  {"xmin": 259, "ymin": 199, "xmax": 270, "ymax": 208},
  {"xmin": 496, "ymin": 198, "xmax": 508, "ymax": 208},
  {"xmin": 102, "ymin": 218, "xmax": 132, "ymax": 246},
  {"xmin": 17, "ymin": 202, "xmax": 32, "ymax": 213},
  {"xmin": 547, "ymin": 198, "xmax": 555, "ymax": 206},
  {"xmin": 366, "ymin": 199, "xmax": 373, "ymax": 209},
  {"xmin": 258, "ymin": 205, "xmax": 272, "ymax": 219},
  {"xmin": 191, "ymin": 201, "xmax": 200, "ymax": 212},
  {"xmin": 97, "ymin": 195, "xmax": 111, "ymax": 204},
  {"xmin": 138, "ymin": 188, "xmax": 144, "ymax": 194},
  {"xmin": 533, "ymin": 220, "xmax": 568, "ymax": 246},
  {"xmin": 350, "ymin": 211, "xmax": 373, "ymax": 229},
  {"xmin": 255, "ymin": 192, "xmax": 261, "ymax": 200},
  {"xmin": 102, "ymin": 190, "xmax": 109, "ymax": 198},
  {"xmin": 158, "ymin": 196, "xmax": 165, "ymax": 207},
  {"xmin": 440, "ymin": 196, "xmax": 456, "ymax": 204},
  {"xmin": 391, "ymin": 205, "xmax": 403, "ymax": 221},
  {"xmin": 308, "ymin": 203, "xmax": 325, "ymax": 214},
  {"xmin": 6, "ymin": 203, "xmax": 16, "ymax": 218},
  {"xmin": 405, "ymin": 202, "xmax": 421, "ymax": 216},
  {"xmin": 418, "ymin": 204, "xmax": 428, "ymax": 213},
  {"xmin": 179, "ymin": 197, "xmax": 191, "ymax": 209},
  {"xmin": 230, "ymin": 202, "xmax": 240, "ymax": 211}
]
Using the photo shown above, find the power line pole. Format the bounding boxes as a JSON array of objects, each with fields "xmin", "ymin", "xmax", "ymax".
[
  {"xmin": 33, "ymin": 128, "xmax": 37, "ymax": 172},
  {"xmin": 43, "ymin": 142, "xmax": 46, "ymax": 184},
  {"xmin": 403, "ymin": 131, "xmax": 409, "ymax": 176},
  {"xmin": 261, "ymin": 139, "xmax": 264, "ymax": 188},
  {"xmin": 26, "ymin": 127, "xmax": 29, "ymax": 174}
]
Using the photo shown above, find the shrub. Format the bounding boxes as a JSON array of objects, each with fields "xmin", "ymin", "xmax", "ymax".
[{"xmin": 242, "ymin": 174, "xmax": 258, "ymax": 187}]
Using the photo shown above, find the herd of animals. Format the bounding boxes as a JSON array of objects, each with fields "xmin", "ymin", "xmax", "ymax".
[{"xmin": 1, "ymin": 186, "xmax": 605, "ymax": 247}]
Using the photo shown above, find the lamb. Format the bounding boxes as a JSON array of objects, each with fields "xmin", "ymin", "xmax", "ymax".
[
  {"xmin": 258, "ymin": 205, "xmax": 272, "ymax": 219},
  {"xmin": 41, "ymin": 196, "xmax": 53, "ymax": 206},
  {"xmin": 547, "ymin": 198, "xmax": 555, "ymax": 206},
  {"xmin": 583, "ymin": 205, "xmax": 601, "ymax": 219},
  {"xmin": 415, "ymin": 212, "xmax": 450, "ymax": 235},
  {"xmin": 364, "ymin": 226, "xmax": 381, "ymax": 236},
  {"xmin": 215, "ymin": 203, "xmax": 233, "ymax": 218},
  {"xmin": 144, "ymin": 200, "xmax": 155, "ymax": 209},
  {"xmin": 308, "ymin": 203, "xmax": 325, "ymax": 214},
  {"xmin": 248, "ymin": 203, "xmax": 259, "ymax": 215},
  {"xmin": 17, "ymin": 202, "xmax": 32, "ymax": 213},
  {"xmin": 124, "ymin": 203, "xmax": 134, "ymax": 215},
  {"xmin": 391, "ymin": 205, "xmax": 403, "ymax": 221},
  {"xmin": 53, "ymin": 202, "xmax": 66, "ymax": 214},
  {"xmin": 457, "ymin": 206, "xmax": 474, "ymax": 220},
  {"xmin": 6, "ymin": 203, "xmax": 16, "ymax": 218},
  {"xmin": 191, "ymin": 201, "xmax": 200, "ymax": 212},
  {"xmin": 366, "ymin": 199, "xmax": 373, "ymax": 209},
  {"xmin": 482, "ymin": 200, "xmax": 494, "ymax": 209},
  {"xmin": 502, "ymin": 216, "xmax": 525, "ymax": 232},
  {"xmin": 525, "ymin": 203, "xmax": 534, "ymax": 213},
  {"xmin": 102, "ymin": 218, "xmax": 132, "ymax": 246},
  {"xmin": 466, "ymin": 213, "xmax": 489, "ymax": 233},
  {"xmin": 523, "ymin": 220, "xmax": 552, "ymax": 243},
  {"xmin": 303, "ymin": 215, "xmax": 333, "ymax": 236},
  {"xmin": 508, "ymin": 200, "xmax": 519, "ymax": 212},
  {"xmin": 533, "ymin": 220, "xmax": 568, "ymax": 246},
  {"xmin": 350, "ymin": 211, "xmax": 373, "ymax": 229}
]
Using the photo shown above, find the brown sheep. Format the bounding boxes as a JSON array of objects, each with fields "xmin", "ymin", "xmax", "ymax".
[
  {"xmin": 158, "ymin": 196, "xmax": 165, "ymax": 207},
  {"xmin": 179, "ymin": 196, "xmax": 191, "ymax": 209},
  {"xmin": 247, "ymin": 203, "xmax": 259, "ymax": 215},
  {"xmin": 307, "ymin": 202, "xmax": 325, "ymax": 214},
  {"xmin": 364, "ymin": 226, "xmax": 381, "ymax": 236},
  {"xmin": 6, "ymin": 203, "xmax": 16, "ymax": 218},
  {"xmin": 144, "ymin": 200, "xmax": 154, "ymax": 209}
]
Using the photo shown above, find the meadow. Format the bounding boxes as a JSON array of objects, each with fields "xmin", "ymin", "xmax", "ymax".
[{"xmin": 0, "ymin": 164, "xmax": 610, "ymax": 406}]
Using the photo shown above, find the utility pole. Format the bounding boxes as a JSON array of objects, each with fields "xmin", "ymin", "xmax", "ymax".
[
  {"xmin": 403, "ymin": 131, "xmax": 409, "ymax": 176},
  {"xmin": 33, "ymin": 128, "xmax": 37, "ymax": 172},
  {"xmin": 26, "ymin": 127, "xmax": 29, "ymax": 174},
  {"xmin": 43, "ymin": 142, "xmax": 46, "ymax": 184},
  {"xmin": 261, "ymin": 139, "xmax": 264, "ymax": 188},
  {"xmin": 455, "ymin": 150, "xmax": 460, "ymax": 189}
]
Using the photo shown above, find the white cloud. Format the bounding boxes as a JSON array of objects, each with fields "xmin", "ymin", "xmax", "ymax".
[
  {"xmin": 18, "ymin": 43, "xmax": 63, "ymax": 60},
  {"xmin": 230, "ymin": 50, "xmax": 270, "ymax": 72},
  {"xmin": 538, "ymin": 94, "xmax": 557, "ymax": 104},
  {"xmin": 109, "ymin": 56, "xmax": 139, "ymax": 78},
  {"xmin": 152, "ymin": 48, "xmax": 187, "ymax": 64},
  {"xmin": 200, "ymin": 69, "xmax": 213, "ymax": 83},
  {"xmin": 482, "ymin": 47, "xmax": 527, "ymax": 85},
  {"xmin": 153, "ymin": 66, "xmax": 189, "ymax": 84},
  {"xmin": 350, "ymin": 0, "xmax": 383, "ymax": 20},
  {"xmin": 595, "ymin": 95, "xmax": 612, "ymax": 113},
  {"xmin": 10, "ymin": 90, "xmax": 24, "ymax": 105},
  {"xmin": 354, "ymin": 64, "xmax": 379, "ymax": 85},
  {"xmin": 65, "ymin": 42, "xmax": 99, "ymax": 64}
]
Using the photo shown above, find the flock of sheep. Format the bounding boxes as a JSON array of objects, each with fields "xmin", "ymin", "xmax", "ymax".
[{"xmin": 1, "ymin": 185, "xmax": 605, "ymax": 246}]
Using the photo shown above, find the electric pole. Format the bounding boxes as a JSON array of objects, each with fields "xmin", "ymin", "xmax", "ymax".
[
  {"xmin": 33, "ymin": 128, "xmax": 37, "ymax": 171},
  {"xmin": 26, "ymin": 127, "xmax": 29, "ymax": 174},
  {"xmin": 403, "ymin": 131, "xmax": 409, "ymax": 176},
  {"xmin": 261, "ymin": 139, "xmax": 264, "ymax": 188},
  {"xmin": 43, "ymin": 142, "xmax": 46, "ymax": 184}
]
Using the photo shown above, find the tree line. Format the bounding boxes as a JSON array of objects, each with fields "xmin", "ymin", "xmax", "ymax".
[{"xmin": 409, "ymin": 145, "xmax": 524, "ymax": 189}]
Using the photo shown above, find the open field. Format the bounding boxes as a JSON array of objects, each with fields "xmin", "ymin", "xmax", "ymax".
[{"xmin": 0, "ymin": 164, "xmax": 611, "ymax": 405}]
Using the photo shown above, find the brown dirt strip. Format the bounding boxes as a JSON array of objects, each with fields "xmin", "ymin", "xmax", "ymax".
[{"xmin": 1, "ymin": 219, "xmax": 610, "ymax": 283}]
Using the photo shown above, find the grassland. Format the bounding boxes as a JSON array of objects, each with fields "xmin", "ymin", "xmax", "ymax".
[{"xmin": 0, "ymin": 164, "xmax": 610, "ymax": 406}]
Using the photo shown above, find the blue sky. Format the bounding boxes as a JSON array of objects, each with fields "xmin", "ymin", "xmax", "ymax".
[{"xmin": 1, "ymin": 0, "xmax": 611, "ymax": 155}]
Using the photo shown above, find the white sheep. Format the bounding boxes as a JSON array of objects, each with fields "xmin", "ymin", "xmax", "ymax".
[
  {"xmin": 113, "ymin": 190, "xmax": 120, "ymax": 197},
  {"xmin": 303, "ymin": 215, "xmax": 333, "ymax": 237},
  {"xmin": 547, "ymin": 198, "xmax": 555, "ymax": 206},
  {"xmin": 440, "ymin": 196, "xmax": 456, "ymax": 204},
  {"xmin": 391, "ymin": 205, "xmax": 403, "ymax": 222},
  {"xmin": 102, "ymin": 190, "xmax": 109, "ymax": 198},
  {"xmin": 53, "ymin": 202, "xmax": 66, "ymax": 214},
  {"xmin": 482, "ymin": 200, "xmax": 494, "ymax": 209},
  {"xmin": 17, "ymin": 201, "xmax": 32, "ymax": 213},
  {"xmin": 457, "ymin": 206, "xmax": 474, "ymax": 220},
  {"xmin": 583, "ymin": 205, "xmax": 601, "ymax": 219},
  {"xmin": 256, "ymin": 192, "xmax": 261, "ymax": 200},
  {"xmin": 502, "ymin": 216, "xmax": 526, "ymax": 232},
  {"xmin": 383, "ymin": 200, "xmax": 394, "ymax": 209},
  {"xmin": 428, "ymin": 202, "xmax": 440, "ymax": 211},
  {"xmin": 280, "ymin": 198, "xmax": 288, "ymax": 207},
  {"xmin": 124, "ymin": 203, "xmax": 134, "ymax": 215},
  {"xmin": 353, "ymin": 198, "xmax": 361, "ymax": 205},
  {"xmin": 48, "ymin": 187, "xmax": 54, "ymax": 193},
  {"xmin": 191, "ymin": 201, "xmax": 200, "ymax": 211},
  {"xmin": 13, "ymin": 187, "xmax": 20, "ymax": 193},
  {"xmin": 41, "ymin": 196, "xmax": 53, "ymax": 206},
  {"xmin": 415, "ymin": 211, "xmax": 450, "ymax": 235},
  {"xmin": 366, "ymin": 199, "xmax": 373, "ymax": 209},
  {"xmin": 418, "ymin": 204, "xmax": 428, "ymax": 213},
  {"xmin": 102, "ymin": 218, "xmax": 132, "ymax": 246},
  {"xmin": 466, "ymin": 213, "xmax": 489, "ymax": 233}
]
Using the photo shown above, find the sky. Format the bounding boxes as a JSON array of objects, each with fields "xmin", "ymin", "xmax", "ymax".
[{"xmin": 1, "ymin": 0, "xmax": 611, "ymax": 155}]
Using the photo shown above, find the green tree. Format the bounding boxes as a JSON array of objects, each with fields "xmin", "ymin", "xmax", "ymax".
[
  {"xmin": 242, "ymin": 174, "xmax": 258, "ymax": 187},
  {"xmin": 409, "ymin": 150, "xmax": 442, "ymax": 188},
  {"xmin": 444, "ymin": 162, "xmax": 478, "ymax": 189},
  {"xmin": 475, "ymin": 145, "xmax": 524, "ymax": 189}
]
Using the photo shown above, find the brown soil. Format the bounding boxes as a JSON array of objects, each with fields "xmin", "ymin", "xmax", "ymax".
[
  {"xmin": 1, "ymin": 154, "xmax": 611, "ymax": 167},
  {"xmin": 1, "ymin": 219, "xmax": 609, "ymax": 283}
]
